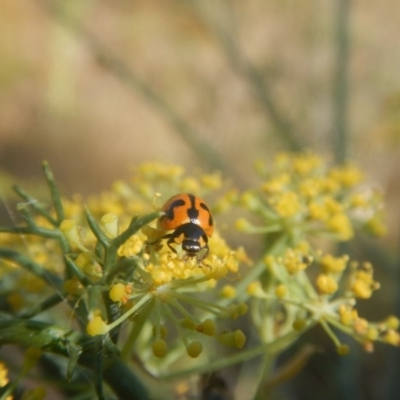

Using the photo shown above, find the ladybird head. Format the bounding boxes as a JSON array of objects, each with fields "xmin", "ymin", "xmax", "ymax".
[{"xmin": 182, "ymin": 239, "xmax": 202, "ymax": 257}]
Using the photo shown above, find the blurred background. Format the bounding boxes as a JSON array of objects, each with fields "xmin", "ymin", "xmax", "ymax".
[{"xmin": 1, "ymin": 1, "xmax": 400, "ymax": 399}]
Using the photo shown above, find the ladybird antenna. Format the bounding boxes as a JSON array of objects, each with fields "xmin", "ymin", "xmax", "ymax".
[{"xmin": 152, "ymin": 192, "xmax": 162, "ymax": 211}]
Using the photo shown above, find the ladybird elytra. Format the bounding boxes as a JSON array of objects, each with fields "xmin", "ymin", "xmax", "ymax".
[
  {"xmin": 159, "ymin": 193, "xmax": 213, "ymax": 237},
  {"xmin": 155, "ymin": 193, "xmax": 214, "ymax": 260}
]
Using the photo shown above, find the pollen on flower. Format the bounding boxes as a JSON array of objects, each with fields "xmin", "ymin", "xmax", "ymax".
[
  {"xmin": 152, "ymin": 338, "xmax": 167, "ymax": 358},
  {"xmin": 118, "ymin": 233, "xmax": 146, "ymax": 257},
  {"xmin": 299, "ymin": 178, "xmax": 321, "ymax": 198},
  {"xmin": 329, "ymin": 165, "xmax": 363, "ymax": 188},
  {"xmin": 87, "ymin": 315, "xmax": 108, "ymax": 336},
  {"xmin": 316, "ymin": 274, "xmax": 338, "ymax": 294},
  {"xmin": 186, "ymin": 341, "xmax": 203, "ymax": 358},
  {"xmin": 109, "ymin": 283, "xmax": 132, "ymax": 303},
  {"xmin": 282, "ymin": 249, "xmax": 308, "ymax": 274},
  {"xmin": 319, "ymin": 254, "xmax": 349, "ymax": 274},
  {"xmin": 339, "ymin": 305, "xmax": 358, "ymax": 325},
  {"xmin": 261, "ymin": 174, "xmax": 290, "ymax": 194},
  {"xmin": 270, "ymin": 191, "xmax": 301, "ymax": 218},
  {"xmin": 308, "ymin": 201, "xmax": 329, "ymax": 220},
  {"xmin": 349, "ymin": 264, "xmax": 379, "ymax": 299},
  {"xmin": 326, "ymin": 213, "xmax": 354, "ymax": 240},
  {"xmin": 292, "ymin": 153, "xmax": 322, "ymax": 176}
]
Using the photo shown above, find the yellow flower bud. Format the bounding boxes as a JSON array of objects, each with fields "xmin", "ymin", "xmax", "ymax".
[
  {"xmin": 337, "ymin": 344, "xmax": 350, "ymax": 356},
  {"xmin": 87, "ymin": 316, "xmax": 108, "ymax": 336},
  {"xmin": 187, "ymin": 341, "xmax": 203, "ymax": 358},
  {"xmin": 385, "ymin": 316, "xmax": 400, "ymax": 330},
  {"xmin": 383, "ymin": 330, "xmax": 399, "ymax": 346},
  {"xmin": 199, "ymin": 319, "xmax": 216, "ymax": 336},
  {"xmin": 247, "ymin": 281, "xmax": 262, "ymax": 297},
  {"xmin": 316, "ymin": 274, "xmax": 338, "ymax": 294},
  {"xmin": 109, "ymin": 283, "xmax": 131, "ymax": 303},
  {"xmin": 220, "ymin": 284, "xmax": 236, "ymax": 299},
  {"xmin": 275, "ymin": 284, "xmax": 288, "ymax": 298},
  {"xmin": 319, "ymin": 254, "xmax": 349, "ymax": 274},
  {"xmin": 217, "ymin": 330, "xmax": 246, "ymax": 349},
  {"xmin": 152, "ymin": 338, "xmax": 167, "ymax": 358},
  {"xmin": 292, "ymin": 319, "xmax": 307, "ymax": 331}
]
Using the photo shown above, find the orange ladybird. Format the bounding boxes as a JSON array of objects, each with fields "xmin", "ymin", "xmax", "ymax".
[{"xmin": 157, "ymin": 193, "xmax": 213, "ymax": 260}]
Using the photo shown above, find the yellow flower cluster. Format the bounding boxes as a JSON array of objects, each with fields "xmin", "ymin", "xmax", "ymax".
[
  {"xmin": 0, "ymin": 162, "xmax": 248, "ymax": 363},
  {"xmin": 60, "ymin": 164, "xmax": 246, "ymax": 359},
  {"xmin": 247, "ymin": 245, "xmax": 399, "ymax": 352},
  {"xmin": 239, "ymin": 152, "xmax": 386, "ymax": 242}
]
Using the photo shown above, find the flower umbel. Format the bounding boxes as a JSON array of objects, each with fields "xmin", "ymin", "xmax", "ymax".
[
  {"xmin": 248, "ymin": 246, "xmax": 399, "ymax": 353},
  {"xmin": 238, "ymin": 152, "xmax": 385, "ymax": 242}
]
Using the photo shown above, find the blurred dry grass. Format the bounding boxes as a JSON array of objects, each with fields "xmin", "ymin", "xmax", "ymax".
[
  {"xmin": 1, "ymin": 1, "xmax": 400, "ymax": 399},
  {"xmin": 1, "ymin": 1, "xmax": 400, "ymax": 196}
]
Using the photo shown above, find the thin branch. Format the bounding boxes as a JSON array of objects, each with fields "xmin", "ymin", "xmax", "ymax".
[
  {"xmin": 188, "ymin": 0, "xmax": 305, "ymax": 151},
  {"xmin": 37, "ymin": 0, "xmax": 232, "ymax": 175},
  {"xmin": 332, "ymin": 0, "xmax": 351, "ymax": 163}
]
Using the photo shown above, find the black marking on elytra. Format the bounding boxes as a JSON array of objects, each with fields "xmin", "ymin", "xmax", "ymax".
[
  {"xmin": 200, "ymin": 201, "xmax": 213, "ymax": 226},
  {"xmin": 165, "ymin": 198, "xmax": 185, "ymax": 220},
  {"xmin": 187, "ymin": 193, "xmax": 199, "ymax": 222}
]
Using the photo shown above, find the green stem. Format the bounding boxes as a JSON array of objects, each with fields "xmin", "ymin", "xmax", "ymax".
[
  {"xmin": 84, "ymin": 206, "xmax": 110, "ymax": 248},
  {"xmin": 161, "ymin": 326, "xmax": 309, "ymax": 381},
  {"xmin": 0, "ymin": 247, "xmax": 62, "ymax": 289},
  {"xmin": 18, "ymin": 293, "xmax": 64, "ymax": 319},
  {"xmin": 0, "ymin": 320, "xmax": 150, "ymax": 400},
  {"xmin": 111, "ymin": 212, "xmax": 161, "ymax": 249},
  {"xmin": 42, "ymin": 161, "xmax": 65, "ymax": 224},
  {"xmin": 220, "ymin": 233, "xmax": 290, "ymax": 305},
  {"xmin": 121, "ymin": 299, "xmax": 156, "ymax": 361},
  {"xmin": 12, "ymin": 184, "xmax": 58, "ymax": 226},
  {"xmin": 106, "ymin": 294, "xmax": 152, "ymax": 332}
]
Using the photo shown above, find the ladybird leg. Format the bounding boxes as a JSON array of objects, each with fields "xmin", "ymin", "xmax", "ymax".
[
  {"xmin": 147, "ymin": 232, "xmax": 172, "ymax": 245},
  {"xmin": 197, "ymin": 244, "xmax": 209, "ymax": 262},
  {"xmin": 166, "ymin": 236, "xmax": 178, "ymax": 254}
]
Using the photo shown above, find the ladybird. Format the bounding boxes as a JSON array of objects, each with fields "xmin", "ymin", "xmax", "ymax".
[{"xmin": 156, "ymin": 193, "xmax": 213, "ymax": 260}]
